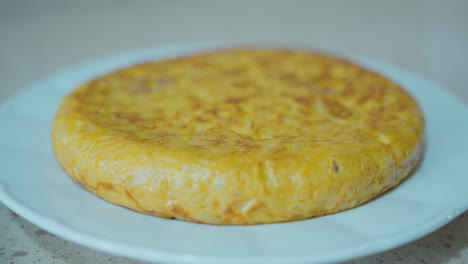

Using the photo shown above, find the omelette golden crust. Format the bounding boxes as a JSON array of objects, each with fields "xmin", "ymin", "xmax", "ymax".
[{"xmin": 52, "ymin": 48, "xmax": 425, "ymax": 225}]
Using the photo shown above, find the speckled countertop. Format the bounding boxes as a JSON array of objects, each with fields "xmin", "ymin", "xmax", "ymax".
[{"xmin": 1, "ymin": 1, "xmax": 467, "ymax": 263}]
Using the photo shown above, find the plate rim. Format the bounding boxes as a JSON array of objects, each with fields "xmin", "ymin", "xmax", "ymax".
[{"xmin": 1, "ymin": 41, "xmax": 467, "ymax": 264}]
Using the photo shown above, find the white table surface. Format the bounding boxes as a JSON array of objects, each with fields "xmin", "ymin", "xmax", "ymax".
[{"xmin": 0, "ymin": 1, "xmax": 467, "ymax": 263}]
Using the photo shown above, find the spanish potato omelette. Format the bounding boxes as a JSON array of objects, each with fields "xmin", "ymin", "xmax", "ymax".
[{"xmin": 51, "ymin": 48, "xmax": 425, "ymax": 225}]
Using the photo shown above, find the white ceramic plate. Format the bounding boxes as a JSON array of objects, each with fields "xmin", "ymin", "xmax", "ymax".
[{"xmin": 1, "ymin": 43, "xmax": 467, "ymax": 264}]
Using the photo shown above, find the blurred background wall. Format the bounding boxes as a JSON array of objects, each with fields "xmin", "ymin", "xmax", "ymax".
[{"xmin": 1, "ymin": 0, "xmax": 467, "ymax": 102}]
